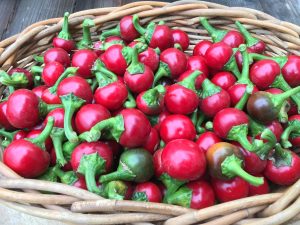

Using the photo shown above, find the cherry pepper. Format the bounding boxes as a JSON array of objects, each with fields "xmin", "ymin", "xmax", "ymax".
[
  {"xmin": 53, "ymin": 12, "xmax": 75, "ymax": 52},
  {"xmin": 207, "ymin": 142, "xmax": 263, "ymax": 186},
  {"xmin": 247, "ymin": 86, "xmax": 300, "ymax": 124},
  {"xmin": 0, "ymin": 68, "xmax": 33, "ymax": 89},
  {"xmin": 198, "ymin": 78, "xmax": 230, "ymax": 118},
  {"xmin": 0, "ymin": 101, "xmax": 15, "ymax": 130},
  {"xmin": 100, "ymin": 15, "xmax": 139, "ymax": 42},
  {"xmin": 6, "ymin": 89, "xmax": 61, "ymax": 129},
  {"xmin": 205, "ymin": 42, "xmax": 241, "ymax": 78},
  {"xmin": 235, "ymin": 21, "xmax": 266, "ymax": 54},
  {"xmin": 99, "ymin": 148, "xmax": 154, "ymax": 183},
  {"xmin": 132, "ymin": 15, "xmax": 172, "ymax": 51},
  {"xmin": 124, "ymin": 46, "xmax": 154, "ymax": 94},
  {"xmin": 165, "ymin": 180, "xmax": 215, "ymax": 209},
  {"xmin": 71, "ymin": 142, "xmax": 113, "ymax": 194},
  {"xmin": 132, "ymin": 182, "xmax": 162, "ymax": 203},
  {"xmin": 200, "ymin": 17, "xmax": 244, "ymax": 48},
  {"xmin": 164, "ymin": 70, "xmax": 201, "ymax": 115},
  {"xmin": 3, "ymin": 117, "xmax": 54, "ymax": 178},
  {"xmin": 280, "ymin": 115, "xmax": 300, "ymax": 148},
  {"xmin": 79, "ymin": 108, "xmax": 151, "ymax": 148},
  {"xmin": 100, "ymin": 180, "xmax": 133, "ymax": 200},
  {"xmin": 76, "ymin": 19, "xmax": 95, "ymax": 49},
  {"xmin": 213, "ymin": 108, "xmax": 263, "ymax": 152},
  {"xmin": 264, "ymin": 143, "xmax": 300, "ymax": 185},
  {"xmin": 136, "ymin": 85, "xmax": 165, "ymax": 115}
]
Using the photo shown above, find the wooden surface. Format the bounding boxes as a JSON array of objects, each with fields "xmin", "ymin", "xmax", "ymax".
[{"xmin": 0, "ymin": 0, "xmax": 300, "ymax": 41}]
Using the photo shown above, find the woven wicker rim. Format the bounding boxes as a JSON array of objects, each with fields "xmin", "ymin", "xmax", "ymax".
[{"xmin": 1, "ymin": 1, "xmax": 300, "ymax": 224}]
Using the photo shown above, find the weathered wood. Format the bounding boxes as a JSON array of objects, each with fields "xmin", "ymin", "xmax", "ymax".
[{"xmin": 0, "ymin": 0, "xmax": 18, "ymax": 40}]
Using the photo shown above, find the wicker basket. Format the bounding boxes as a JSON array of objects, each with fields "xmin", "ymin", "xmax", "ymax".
[{"xmin": 1, "ymin": 1, "xmax": 300, "ymax": 224}]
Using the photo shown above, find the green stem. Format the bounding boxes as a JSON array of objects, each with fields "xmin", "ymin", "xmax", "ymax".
[
  {"xmin": 196, "ymin": 113, "xmax": 206, "ymax": 134},
  {"xmin": 60, "ymin": 93, "xmax": 85, "ymax": 143},
  {"xmin": 224, "ymin": 51, "xmax": 241, "ymax": 79},
  {"xmin": 99, "ymin": 169, "xmax": 136, "ymax": 183},
  {"xmin": 250, "ymin": 53, "xmax": 287, "ymax": 67},
  {"xmin": 141, "ymin": 85, "xmax": 165, "ymax": 109},
  {"xmin": 100, "ymin": 25, "xmax": 120, "ymax": 41},
  {"xmin": 166, "ymin": 186, "xmax": 192, "ymax": 208},
  {"xmin": 178, "ymin": 70, "xmax": 201, "ymax": 91},
  {"xmin": 273, "ymin": 143, "xmax": 292, "ymax": 167},
  {"xmin": 31, "ymin": 66, "xmax": 43, "ymax": 74},
  {"xmin": 199, "ymin": 17, "xmax": 227, "ymax": 42},
  {"xmin": 53, "ymin": 166, "xmax": 78, "ymax": 185},
  {"xmin": 28, "ymin": 117, "xmax": 54, "ymax": 147},
  {"xmin": 272, "ymin": 86, "xmax": 300, "ymax": 109},
  {"xmin": 33, "ymin": 55, "xmax": 44, "ymax": 63},
  {"xmin": 123, "ymin": 89, "xmax": 136, "ymax": 108},
  {"xmin": 0, "ymin": 71, "xmax": 29, "ymax": 88},
  {"xmin": 127, "ymin": 46, "xmax": 144, "ymax": 74},
  {"xmin": 63, "ymin": 141, "xmax": 79, "ymax": 161},
  {"xmin": 153, "ymin": 62, "xmax": 171, "ymax": 86},
  {"xmin": 58, "ymin": 12, "xmax": 72, "ymax": 40},
  {"xmin": 200, "ymin": 78, "xmax": 221, "ymax": 99},
  {"xmin": 237, "ymin": 44, "xmax": 251, "ymax": 85},
  {"xmin": 102, "ymin": 180, "xmax": 128, "ymax": 200},
  {"xmin": 159, "ymin": 173, "xmax": 186, "ymax": 202},
  {"xmin": 50, "ymin": 128, "xmax": 67, "ymax": 166},
  {"xmin": 235, "ymin": 84, "xmax": 253, "ymax": 110},
  {"xmin": 281, "ymin": 121, "xmax": 300, "ymax": 148},
  {"xmin": 0, "ymin": 129, "xmax": 18, "ymax": 141},
  {"xmin": 235, "ymin": 21, "xmax": 259, "ymax": 47},
  {"xmin": 132, "ymin": 15, "xmax": 146, "ymax": 35},
  {"xmin": 49, "ymin": 67, "xmax": 78, "ymax": 94},
  {"xmin": 76, "ymin": 19, "xmax": 95, "ymax": 49},
  {"xmin": 221, "ymin": 154, "xmax": 264, "ymax": 186}
]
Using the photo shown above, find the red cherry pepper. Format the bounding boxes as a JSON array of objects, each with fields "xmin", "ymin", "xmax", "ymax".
[
  {"xmin": 205, "ymin": 42, "xmax": 241, "ymax": 78},
  {"xmin": 6, "ymin": 89, "xmax": 61, "ymax": 129},
  {"xmin": 53, "ymin": 166, "xmax": 87, "ymax": 190},
  {"xmin": 200, "ymin": 17, "xmax": 244, "ymax": 48},
  {"xmin": 160, "ymin": 114, "xmax": 196, "ymax": 143},
  {"xmin": 153, "ymin": 149, "xmax": 164, "ymax": 178},
  {"xmin": 79, "ymin": 108, "xmax": 151, "ymax": 148},
  {"xmin": 32, "ymin": 85, "xmax": 47, "ymax": 98},
  {"xmin": 186, "ymin": 55, "xmax": 209, "ymax": 77},
  {"xmin": 264, "ymin": 143, "xmax": 300, "ymax": 185},
  {"xmin": 44, "ymin": 47, "xmax": 70, "ymax": 67},
  {"xmin": 26, "ymin": 129, "xmax": 53, "ymax": 152},
  {"xmin": 213, "ymin": 108, "xmax": 263, "ymax": 153},
  {"xmin": 71, "ymin": 49, "xmax": 98, "ymax": 78},
  {"xmin": 249, "ymin": 176, "xmax": 269, "ymax": 196},
  {"xmin": 196, "ymin": 131, "xmax": 222, "ymax": 153},
  {"xmin": 235, "ymin": 21, "xmax": 266, "ymax": 54},
  {"xmin": 171, "ymin": 29, "xmax": 190, "ymax": 51},
  {"xmin": 178, "ymin": 70, "xmax": 207, "ymax": 90},
  {"xmin": 75, "ymin": 104, "xmax": 111, "ymax": 134},
  {"xmin": 211, "ymin": 177, "xmax": 249, "ymax": 203},
  {"xmin": 164, "ymin": 70, "xmax": 200, "ymax": 115},
  {"xmin": 154, "ymin": 47, "xmax": 187, "ymax": 84},
  {"xmin": 136, "ymin": 85, "xmax": 165, "ymax": 115},
  {"xmin": 199, "ymin": 78, "xmax": 231, "ymax": 118},
  {"xmin": 211, "ymin": 72, "xmax": 236, "ymax": 90},
  {"xmin": 193, "ymin": 40, "xmax": 212, "ymax": 57},
  {"xmin": 40, "ymin": 62, "xmax": 65, "ymax": 86},
  {"xmin": 0, "ymin": 129, "xmax": 27, "ymax": 148},
  {"xmin": 3, "ymin": 117, "xmax": 54, "ymax": 178},
  {"xmin": 41, "ymin": 88, "xmax": 62, "ymax": 104},
  {"xmin": 100, "ymin": 15, "xmax": 139, "ymax": 42},
  {"xmin": 124, "ymin": 47, "xmax": 154, "ymax": 94},
  {"xmin": 43, "ymin": 108, "xmax": 66, "ymax": 128},
  {"xmin": 100, "ymin": 45, "xmax": 131, "ymax": 77},
  {"xmin": 52, "ymin": 12, "xmax": 75, "ymax": 52},
  {"xmin": 142, "ymin": 128, "xmax": 160, "ymax": 154},
  {"xmin": 207, "ymin": 142, "xmax": 263, "ymax": 186},
  {"xmin": 0, "ymin": 101, "xmax": 15, "ymax": 130},
  {"xmin": 132, "ymin": 182, "xmax": 162, "ymax": 203},
  {"xmin": 138, "ymin": 47, "xmax": 160, "ymax": 72},
  {"xmin": 133, "ymin": 15, "xmax": 172, "ymax": 51},
  {"xmin": 166, "ymin": 180, "xmax": 215, "ymax": 209},
  {"xmin": 160, "ymin": 139, "xmax": 206, "ymax": 199},
  {"xmin": 71, "ymin": 141, "xmax": 113, "ymax": 194}
]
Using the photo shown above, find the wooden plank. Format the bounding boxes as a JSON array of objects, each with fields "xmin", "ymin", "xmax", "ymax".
[
  {"xmin": 0, "ymin": 0, "xmax": 18, "ymax": 40},
  {"xmin": 73, "ymin": 0, "xmax": 122, "ymax": 11},
  {"xmin": 3, "ymin": 0, "xmax": 76, "ymax": 39},
  {"xmin": 285, "ymin": 0, "xmax": 300, "ymax": 25}
]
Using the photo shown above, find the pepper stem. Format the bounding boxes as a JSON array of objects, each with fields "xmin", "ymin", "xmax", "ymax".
[
  {"xmin": 76, "ymin": 19, "xmax": 95, "ymax": 49},
  {"xmin": 200, "ymin": 78, "xmax": 221, "ymax": 99},
  {"xmin": 196, "ymin": 113, "xmax": 206, "ymax": 134},
  {"xmin": 49, "ymin": 67, "xmax": 78, "ymax": 94},
  {"xmin": 60, "ymin": 93, "xmax": 85, "ymax": 143},
  {"xmin": 237, "ymin": 44, "xmax": 252, "ymax": 85},
  {"xmin": 127, "ymin": 46, "xmax": 145, "ymax": 74},
  {"xmin": 28, "ymin": 117, "xmax": 54, "ymax": 148},
  {"xmin": 100, "ymin": 25, "xmax": 120, "ymax": 41},
  {"xmin": 221, "ymin": 154, "xmax": 264, "ymax": 186},
  {"xmin": 0, "ymin": 71, "xmax": 29, "ymax": 88},
  {"xmin": 272, "ymin": 86, "xmax": 300, "ymax": 109},
  {"xmin": 159, "ymin": 173, "xmax": 186, "ymax": 202},
  {"xmin": 99, "ymin": 169, "xmax": 136, "ymax": 183},
  {"xmin": 199, "ymin": 17, "xmax": 227, "ymax": 42},
  {"xmin": 281, "ymin": 120, "xmax": 300, "ymax": 148},
  {"xmin": 132, "ymin": 15, "xmax": 146, "ymax": 35},
  {"xmin": 53, "ymin": 165, "xmax": 78, "ymax": 185},
  {"xmin": 58, "ymin": 12, "xmax": 72, "ymax": 40},
  {"xmin": 153, "ymin": 61, "xmax": 171, "ymax": 86},
  {"xmin": 0, "ymin": 129, "xmax": 18, "ymax": 141},
  {"xmin": 235, "ymin": 21, "xmax": 259, "ymax": 47},
  {"xmin": 273, "ymin": 143, "xmax": 292, "ymax": 167},
  {"xmin": 33, "ymin": 55, "xmax": 44, "ymax": 63},
  {"xmin": 224, "ymin": 53, "xmax": 241, "ymax": 79},
  {"xmin": 165, "ymin": 186, "xmax": 192, "ymax": 207},
  {"xmin": 123, "ymin": 89, "xmax": 137, "ymax": 108},
  {"xmin": 178, "ymin": 70, "xmax": 201, "ymax": 91},
  {"xmin": 31, "ymin": 66, "xmax": 43, "ymax": 74},
  {"xmin": 63, "ymin": 141, "xmax": 79, "ymax": 161},
  {"xmin": 50, "ymin": 128, "xmax": 67, "ymax": 166},
  {"xmin": 141, "ymin": 85, "xmax": 165, "ymax": 109},
  {"xmin": 235, "ymin": 84, "xmax": 254, "ymax": 110},
  {"xmin": 102, "ymin": 180, "xmax": 128, "ymax": 200}
]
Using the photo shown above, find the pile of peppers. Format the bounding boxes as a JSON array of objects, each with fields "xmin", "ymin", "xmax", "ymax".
[{"xmin": 2, "ymin": 13, "xmax": 300, "ymax": 209}]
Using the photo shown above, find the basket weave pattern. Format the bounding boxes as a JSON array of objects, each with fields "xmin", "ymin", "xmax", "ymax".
[{"xmin": 1, "ymin": 1, "xmax": 300, "ymax": 225}]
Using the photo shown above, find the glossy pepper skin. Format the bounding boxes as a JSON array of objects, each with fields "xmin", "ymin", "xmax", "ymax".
[{"xmin": 132, "ymin": 182, "xmax": 162, "ymax": 203}]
